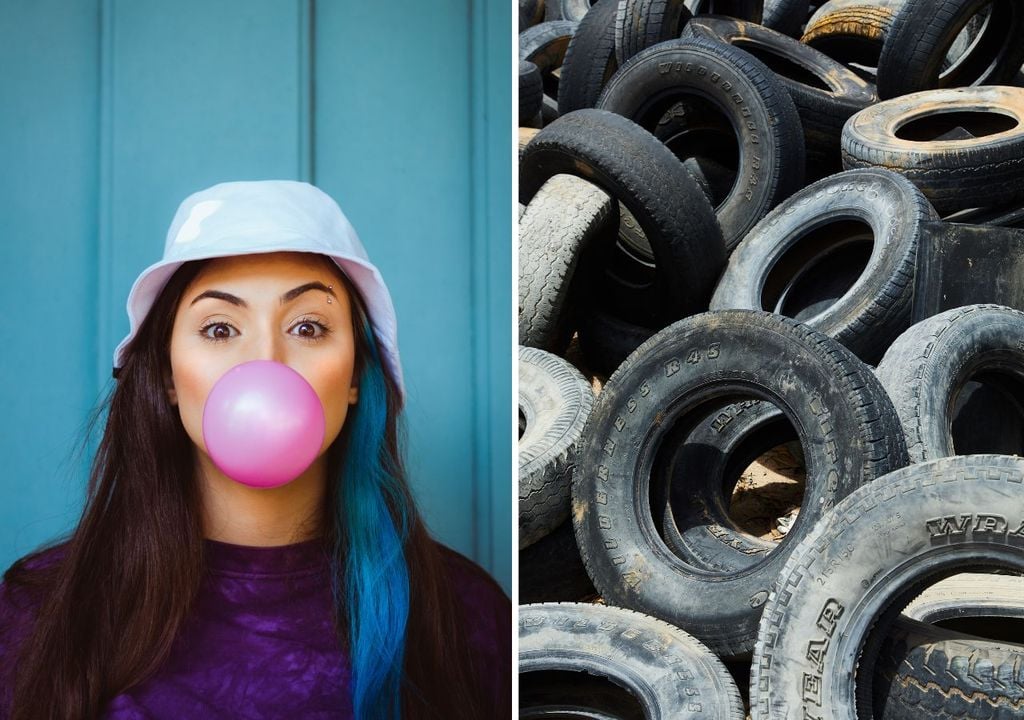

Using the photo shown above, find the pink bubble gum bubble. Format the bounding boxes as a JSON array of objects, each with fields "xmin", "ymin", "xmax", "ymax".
[{"xmin": 202, "ymin": 360, "xmax": 326, "ymax": 489}]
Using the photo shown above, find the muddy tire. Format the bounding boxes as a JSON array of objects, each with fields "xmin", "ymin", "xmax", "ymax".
[
  {"xmin": 519, "ymin": 174, "xmax": 616, "ymax": 351},
  {"xmin": 874, "ymin": 618, "xmax": 1024, "ymax": 719},
  {"xmin": 519, "ymin": 602, "xmax": 744, "ymax": 718},
  {"xmin": 874, "ymin": 304, "xmax": 1024, "ymax": 463},
  {"xmin": 557, "ymin": 0, "xmax": 619, "ymax": 114},
  {"xmin": 520, "ymin": 109, "xmax": 726, "ymax": 323},
  {"xmin": 710, "ymin": 168, "xmax": 936, "ymax": 364},
  {"xmin": 519, "ymin": 346, "xmax": 595, "ymax": 549},
  {"xmin": 685, "ymin": 16, "xmax": 876, "ymax": 179},
  {"xmin": 597, "ymin": 36, "xmax": 805, "ymax": 250},
  {"xmin": 750, "ymin": 454, "xmax": 1024, "ymax": 720},
  {"xmin": 801, "ymin": 0, "xmax": 905, "ymax": 80},
  {"xmin": 573, "ymin": 310, "xmax": 908, "ymax": 659},
  {"xmin": 614, "ymin": 0, "xmax": 694, "ymax": 64},
  {"xmin": 841, "ymin": 86, "xmax": 1024, "ymax": 214},
  {"xmin": 519, "ymin": 519, "xmax": 597, "ymax": 603},
  {"xmin": 876, "ymin": 0, "xmax": 1024, "ymax": 99}
]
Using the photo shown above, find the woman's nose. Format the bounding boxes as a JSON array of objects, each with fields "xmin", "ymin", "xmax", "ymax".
[{"xmin": 249, "ymin": 324, "xmax": 289, "ymax": 365}]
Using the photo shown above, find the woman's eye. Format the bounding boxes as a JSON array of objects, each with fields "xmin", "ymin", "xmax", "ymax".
[
  {"xmin": 291, "ymin": 319, "xmax": 331, "ymax": 342},
  {"xmin": 199, "ymin": 322, "xmax": 238, "ymax": 343}
]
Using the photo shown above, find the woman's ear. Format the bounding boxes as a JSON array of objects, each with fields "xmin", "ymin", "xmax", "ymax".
[
  {"xmin": 165, "ymin": 371, "xmax": 178, "ymax": 406},
  {"xmin": 348, "ymin": 384, "xmax": 359, "ymax": 404}
]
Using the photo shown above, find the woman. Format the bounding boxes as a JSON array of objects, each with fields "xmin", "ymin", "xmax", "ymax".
[{"xmin": 0, "ymin": 181, "xmax": 511, "ymax": 719}]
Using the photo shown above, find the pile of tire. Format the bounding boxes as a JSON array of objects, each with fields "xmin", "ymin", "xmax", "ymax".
[{"xmin": 518, "ymin": 0, "xmax": 1024, "ymax": 717}]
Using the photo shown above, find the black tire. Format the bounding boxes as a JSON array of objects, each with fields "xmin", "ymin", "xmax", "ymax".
[
  {"xmin": 841, "ymin": 86, "xmax": 1024, "ymax": 214},
  {"xmin": 520, "ymin": 20, "xmax": 579, "ymax": 100},
  {"xmin": 519, "ymin": 603, "xmax": 744, "ymax": 719},
  {"xmin": 750, "ymin": 454, "xmax": 1024, "ymax": 720},
  {"xmin": 519, "ymin": 518, "xmax": 597, "ymax": 603},
  {"xmin": 597, "ymin": 36, "xmax": 805, "ymax": 251},
  {"xmin": 519, "ymin": 174, "xmax": 616, "ymax": 351},
  {"xmin": 761, "ymin": 0, "xmax": 812, "ymax": 36},
  {"xmin": 520, "ymin": 109, "xmax": 726, "ymax": 323},
  {"xmin": 660, "ymin": 399, "xmax": 795, "ymax": 570},
  {"xmin": 573, "ymin": 310, "xmax": 908, "ymax": 659},
  {"xmin": 684, "ymin": 16, "xmax": 876, "ymax": 179},
  {"xmin": 557, "ymin": 0, "xmax": 619, "ymax": 114},
  {"xmin": 874, "ymin": 617, "xmax": 1024, "ymax": 719},
  {"xmin": 522, "ymin": 0, "xmax": 547, "ymax": 29},
  {"xmin": 545, "ymin": 0, "xmax": 596, "ymax": 22},
  {"xmin": 576, "ymin": 304, "xmax": 659, "ymax": 377},
  {"xmin": 874, "ymin": 304, "xmax": 1024, "ymax": 463},
  {"xmin": 710, "ymin": 168, "xmax": 935, "ymax": 364},
  {"xmin": 519, "ymin": 346, "xmax": 595, "ymax": 549},
  {"xmin": 876, "ymin": 0, "xmax": 1024, "ymax": 99},
  {"xmin": 614, "ymin": 0, "xmax": 694, "ymax": 65},
  {"xmin": 684, "ymin": 0, "xmax": 764, "ymax": 21},
  {"xmin": 520, "ymin": 60, "xmax": 544, "ymax": 125},
  {"xmin": 801, "ymin": 0, "xmax": 905, "ymax": 80}
]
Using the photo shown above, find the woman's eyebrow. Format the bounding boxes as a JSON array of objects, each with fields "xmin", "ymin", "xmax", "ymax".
[{"xmin": 189, "ymin": 281, "xmax": 337, "ymax": 308}]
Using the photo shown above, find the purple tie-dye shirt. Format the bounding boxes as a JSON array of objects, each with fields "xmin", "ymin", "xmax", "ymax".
[{"xmin": 0, "ymin": 537, "xmax": 512, "ymax": 718}]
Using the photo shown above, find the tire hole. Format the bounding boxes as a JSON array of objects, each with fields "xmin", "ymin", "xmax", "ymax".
[
  {"xmin": 727, "ymin": 441, "xmax": 806, "ymax": 541},
  {"xmin": 934, "ymin": 615, "xmax": 1024, "ymax": 644},
  {"xmin": 894, "ymin": 109, "xmax": 1018, "ymax": 142},
  {"xmin": 731, "ymin": 37, "xmax": 831, "ymax": 91},
  {"xmin": 951, "ymin": 373, "xmax": 1024, "ymax": 455},
  {"xmin": 519, "ymin": 669, "xmax": 647, "ymax": 720},
  {"xmin": 760, "ymin": 218, "xmax": 874, "ymax": 321},
  {"xmin": 653, "ymin": 98, "xmax": 740, "ymax": 208}
]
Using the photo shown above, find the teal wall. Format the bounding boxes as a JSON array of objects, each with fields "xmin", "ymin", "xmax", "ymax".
[{"xmin": 0, "ymin": 0, "xmax": 512, "ymax": 593}]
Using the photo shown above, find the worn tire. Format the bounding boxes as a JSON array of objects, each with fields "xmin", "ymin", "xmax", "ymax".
[
  {"xmin": 557, "ymin": 0, "xmax": 619, "ymax": 114},
  {"xmin": 684, "ymin": 0, "xmax": 764, "ymax": 21},
  {"xmin": 801, "ymin": 0, "xmax": 905, "ymax": 80},
  {"xmin": 573, "ymin": 310, "xmax": 908, "ymax": 659},
  {"xmin": 761, "ymin": 0, "xmax": 812, "ymax": 36},
  {"xmin": 711, "ymin": 168, "xmax": 936, "ymax": 364},
  {"xmin": 876, "ymin": 0, "xmax": 1024, "ymax": 99},
  {"xmin": 520, "ymin": 60, "xmax": 544, "ymax": 125},
  {"xmin": 520, "ymin": 602, "xmax": 744, "ymax": 719},
  {"xmin": 519, "ymin": 346, "xmax": 595, "ymax": 549},
  {"xmin": 520, "ymin": 20, "xmax": 579, "ymax": 100},
  {"xmin": 519, "ymin": 174, "xmax": 616, "ymax": 351},
  {"xmin": 841, "ymin": 86, "xmax": 1024, "ymax": 214},
  {"xmin": 904, "ymin": 573, "xmax": 1024, "ymax": 628},
  {"xmin": 750, "ymin": 454, "xmax": 1024, "ymax": 720},
  {"xmin": 544, "ymin": 0, "xmax": 595, "ymax": 22},
  {"xmin": 520, "ymin": 109, "xmax": 726, "ymax": 323},
  {"xmin": 576, "ymin": 303, "xmax": 659, "ymax": 377},
  {"xmin": 874, "ymin": 618, "xmax": 1024, "ymax": 720},
  {"xmin": 614, "ymin": 0, "xmax": 694, "ymax": 64},
  {"xmin": 874, "ymin": 304, "xmax": 1024, "ymax": 463},
  {"xmin": 597, "ymin": 36, "xmax": 805, "ymax": 250},
  {"xmin": 685, "ymin": 16, "xmax": 876, "ymax": 178}
]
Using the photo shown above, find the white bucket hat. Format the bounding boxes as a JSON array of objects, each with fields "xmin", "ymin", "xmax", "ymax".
[{"xmin": 112, "ymin": 179, "xmax": 404, "ymax": 398}]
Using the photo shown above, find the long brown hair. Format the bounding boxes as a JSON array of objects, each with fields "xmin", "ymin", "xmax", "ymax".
[{"xmin": 3, "ymin": 255, "xmax": 495, "ymax": 718}]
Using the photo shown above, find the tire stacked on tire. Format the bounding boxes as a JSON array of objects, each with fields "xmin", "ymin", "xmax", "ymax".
[{"xmin": 519, "ymin": 0, "xmax": 1024, "ymax": 715}]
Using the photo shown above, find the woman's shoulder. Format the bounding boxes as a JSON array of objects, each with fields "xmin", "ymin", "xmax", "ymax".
[{"xmin": 435, "ymin": 542, "xmax": 511, "ymax": 614}]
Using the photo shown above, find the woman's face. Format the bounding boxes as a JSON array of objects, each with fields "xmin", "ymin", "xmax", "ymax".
[{"xmin": 167, "ymin": 251, "xmax": 359, "ymax": 470}]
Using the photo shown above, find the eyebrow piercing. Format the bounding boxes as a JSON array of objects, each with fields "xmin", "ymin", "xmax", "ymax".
[{"xmin": 327, "ymin": 285, "xmax": 333, "ymax": 303}]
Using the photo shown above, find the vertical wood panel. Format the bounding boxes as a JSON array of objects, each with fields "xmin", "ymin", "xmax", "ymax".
[
  {"xmin": 0, "ymin": 0, "xmax": 100, "ymax": 570},
  {"xmin": 1, "ymin": 1, "xmax": 511, "ymax": 593}
]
